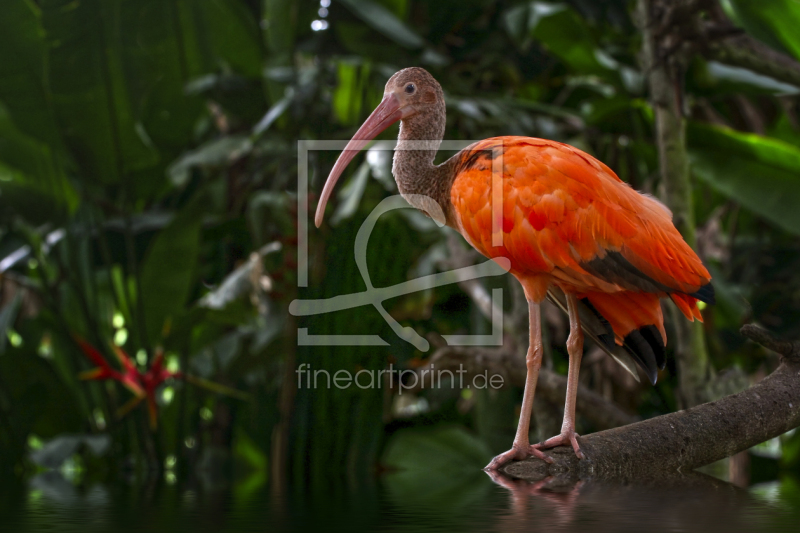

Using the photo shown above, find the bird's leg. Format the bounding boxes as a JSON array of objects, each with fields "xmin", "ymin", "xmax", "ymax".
[
  {"xmin": 533, "ymin": 292, "xmax": 585, "ymax": 459},
  {"xmin": 485, "ymin": 301, "xmax": 553, "ymax": 471}
]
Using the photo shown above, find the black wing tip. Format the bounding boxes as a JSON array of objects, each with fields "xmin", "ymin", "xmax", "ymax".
[
  {"xmin": 639, "ymin": 325, "xmax": 666, "ymax": 370},
  {"xmin": 623, "ymin": 328, "xmax": 663, "ymax": 386},
  {"xmin": 689, "ymin": 282, "xmax": 715, "ymax": 305},
  {"xmin": 579, "ymin": 297, "xmax": 616, "ymax": 351},
  {"xmin": 597, "ymin": 332, "xmax": 616, "ymax": 352}
]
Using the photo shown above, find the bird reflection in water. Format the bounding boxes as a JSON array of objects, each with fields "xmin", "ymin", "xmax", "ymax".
[
  {"xmin": 486, "ymin": 469, "xmax": 584, "ymax": 530},
  {"xmin": 484, "ymin": 467, "xmax": 791, "ymax": 533}
]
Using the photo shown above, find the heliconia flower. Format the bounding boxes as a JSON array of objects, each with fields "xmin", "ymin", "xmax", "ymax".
[
  {"xmin": 76, "ymin": 337, "xmax": 144, "ymax": 398},
  {"xmin": 139, "ymin": 349, "xmax": 183, "ymax": 429},
  {"xmin": 76, "ymin": 338, "xmax": 247, "ymax": 430}
]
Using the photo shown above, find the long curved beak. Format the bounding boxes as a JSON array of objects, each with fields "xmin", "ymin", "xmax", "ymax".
[{"xmin": 314, "ymin": 93, "xmax": 403, "ymax": 228}]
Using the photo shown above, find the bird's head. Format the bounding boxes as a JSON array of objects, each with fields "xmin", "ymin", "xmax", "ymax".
[
  {"xmin": 383, "ymin": 67, "xmax": 445, "ymax": 121},
  {"xmin": 314, "ymin": 67, "xmax": 444, "ymax": 228}
]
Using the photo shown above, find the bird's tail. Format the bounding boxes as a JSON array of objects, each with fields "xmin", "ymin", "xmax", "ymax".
[
  {"xmin": 547, "ymin": 288, "xmax": 707, "ymax": 385},
  {"xmin": 580, "ymin": 291, "xmax": 668, "ymax": 385},
  {"xmin": 669, "ymin": 292, "xmax": 704, "ymax": 322}
]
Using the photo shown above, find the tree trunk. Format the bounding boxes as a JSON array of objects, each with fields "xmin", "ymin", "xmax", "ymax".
[{"xmin": 637, "ymin": 0, "xmax": 710, "ymax": 408}]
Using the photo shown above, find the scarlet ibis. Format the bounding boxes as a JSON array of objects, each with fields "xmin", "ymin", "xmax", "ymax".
[{"xmin": 314, "ymin": 67, "xmax": 714, "ymax": 470}]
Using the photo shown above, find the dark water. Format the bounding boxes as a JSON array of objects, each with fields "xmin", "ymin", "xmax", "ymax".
[{"xmin": 3, "ymin": 469, "xmax": 800, "ymax": 532}]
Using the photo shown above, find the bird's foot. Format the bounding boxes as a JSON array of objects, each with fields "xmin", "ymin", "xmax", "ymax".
[
  {"xmin": 532, "ymin": 431, "xmax": 585, "ymax": 459},
  {"xmin": 484, "ymin": 443, "xmax": 554, "ymax": 471}
]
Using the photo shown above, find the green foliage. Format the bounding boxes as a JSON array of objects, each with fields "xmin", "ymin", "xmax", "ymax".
[
  {"xmin": 381, "ymin": 425, "xmax": 493, "ymax": 513},
  {"xmin": 1, "ymin": 0, "xmax": 800, "ymax": 485},
  {"xmin": 139, "ymin": 192, "xmax": 207, "ymax": 344},
  {"xmin": 382, "ymin": 425, "xmax": 492, "ymax": 472},
  {"xmin": 689, "ymin": 123, "xmax": 800, "ymax": 235},
  {"xmin": 339, "ymin": 0, "xmax": 424, "ymax": 49},
  {"xmin": 728, "ymin": 0, "xmax": 800, "ymax": 61}
]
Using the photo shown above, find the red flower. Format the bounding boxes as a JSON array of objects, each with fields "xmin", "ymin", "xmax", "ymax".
[
  {"xmin": 76, "ymin": 338, "xmax": 246, "ymax": 429},
  {"xmin": 76, "ymin": 338, "xmax": 145, "ymax": 398},
  {"xmin": 77, "ymin": 339, "xmax": 179, "ymax": 429}
]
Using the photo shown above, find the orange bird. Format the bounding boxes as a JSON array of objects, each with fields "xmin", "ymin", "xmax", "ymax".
[{"xmin": 315, "ymin": 67, "xmax": 713, "ymax": 471}]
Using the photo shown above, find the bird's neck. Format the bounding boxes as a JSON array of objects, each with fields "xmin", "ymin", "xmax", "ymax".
[{"xmin": 392, "ymin": 111, "xmax": 457, "ymax": 227}]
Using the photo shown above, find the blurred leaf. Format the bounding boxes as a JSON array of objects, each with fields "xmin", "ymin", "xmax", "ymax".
[
  {"xmin": 333, "ymin": 61, "xmax": 374, "ymax": 125},
  {"xmin": 253, "ymin": 92, "xmax": 292, "ymax": 135},
  {"xmin": 140, "ymin": 192, "xmax": 208, "ymax": 343},
  {"xmin": 199, "ymin": 242, "xmax": 281, "ymax": 309},
  {"xmin": 234, "ymin": 428, "xmax": 267, "ymax": 469},
  {"xmin": 168, "ymin": 135, "xmax": 253, "ymax": 187},
  {"xmin": 728, "ymin": 0, "xmax": 800, "ymax": 61},
  {"xmin": 506, "ymin": 2, "xmax": 610, "ymax": 75},
  {"xmin": 41, "ymin": 0, "xmax": 160, "ymax": 185},
  {"xmin": 381, "ymin": 425, "xmax": 492, "ymax": 512},
  {"xmin": 338, "ymin": 0, "xmax": 424, "ymax": 49},
  {"xmin": 0, "ymin": 103, "xmax": 78, "ymax": 223},
  {"xmin": 781, "ymin": 429, "xmax": 800, "ymax": 469},
  {"xmin": 688, "ymin": 123, "xmax": 800, "ymax": 235},
  {"xmin": 382, "ymin": 424, "xmax": 491, "ymax": 472},
  {"xmin": 118, "ymin": 0, "xmax": 208, "ymax": 164},
  {"xmin": 0, "ymin": 293, "xmax": 22, "ymax": 355},
  {"xmin": 331, "ymin": 161, "xmax": 371, "ymax": 225},
  {"xmin": 769, "ymin": 114, "xmax": 800, "ymax": 146},
  {"xmin": 247, "ymin": 191, "xmax": 295, "ymax": 246},
  {"xmin": 0, "ymin": 0, "xmax": 64, "ymax": 148},
  {"xmin": 706, "ymin": 264, "xmax": 749, "ymax": 329},
  {"xmin": 25, "ymin": 0, "xmax": 261, "ymax": 196},
  {"xmin": 29, "ymin": 434, "xmax": 111, "ymax": 469},
  {"xmin": 198, "ymin": 0, "xmax": 264, "ymax": 78},
  {"xmin": 705, "ymin": 61, "xmax": 799, "ymax": 95},
  {"xmin": 262, "ymin": 0, "xmax": 296, "ymax": 55}
]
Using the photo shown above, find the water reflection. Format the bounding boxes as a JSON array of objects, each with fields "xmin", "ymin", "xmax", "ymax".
[
  {"xmin": 2, "ymin": 468, "xmax": 799, "ymax": 532},
  {"xmin": 484, "ymin": 470, "xmax": 800, "ymax": 533}
]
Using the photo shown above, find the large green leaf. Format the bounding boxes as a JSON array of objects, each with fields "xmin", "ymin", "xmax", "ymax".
[
  {"xmin": 33, "ymin": 0, "xmax": 262, "ymax": 195},
  {"xmin": 381, "ymin": 425, "xmax": 493, "ymax": 512},
  {"xmin": 688, "ymin": 123, "xmax": 800, "ymax": 235},
  {"xmin": 728, "ymin": 0, "xmax": 800, "ymax": 61},
  {"xmin": 118, "ymin": 1, "xmax": 208, "ymax": 156},
  {"xmin": 0, "ymin": 104, "xmax": 78, "ymax": 223},
  {"xmin": 139, "ymin": 192, "xmax": 207, "ymax": 343},
  {"xmin": 505, "ymin": 2, "xmax": 610, "ymax": 75},
  {"xmin": 198, "ymin": 0, "xmax": 263, "ymax": 78},
  {"xmin": 382, "ymin": 424, "xmax": 491, "ymax": 472},
  {"xmin": 338, "ymin": 0, "xmax": 424, "ymax": 49},
  {"xmin": 0, "ymin": 0, "xmax": 77, "ymax": 222},
  {"xmin": 333, "ymin": 61, "xmax": 372, "ymax": 125},
  {"xmin": 0, "ymin": 0, "xmax": 63, "ymax": 149},
  {"xmin": 167, "ymin": 134, "xmax": 253, "ymax": 187},
  {"xmin": 40, "ymin": 0, "xmax": 160, "ymax": 185}
]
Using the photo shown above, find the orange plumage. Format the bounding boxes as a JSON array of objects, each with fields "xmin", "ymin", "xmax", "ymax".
[{"xmin": 450, "ymin": 137, "xmax": 711, "ymax": 348}]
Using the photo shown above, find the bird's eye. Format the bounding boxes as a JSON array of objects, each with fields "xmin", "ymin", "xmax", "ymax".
[{"xmin": 405, "ymin": 83, "xmax": 416, "ymax": 94}]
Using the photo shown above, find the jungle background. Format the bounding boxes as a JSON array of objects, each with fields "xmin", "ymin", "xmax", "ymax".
[{"xmin": 2, "ymin": 0, "xmax": 800, "ymax": 508}]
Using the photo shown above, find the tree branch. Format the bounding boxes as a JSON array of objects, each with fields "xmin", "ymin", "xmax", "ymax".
[
  {"xmin": 501, "ymin": 325, "xmax": 800, "ymax": 481},
  {"xmin": 706, "ymin": 32, "xmax": 800, "ymax": 89},
  {"xmin": 740, "ymin": 324, "xmax": 800, "ymax": 362}
]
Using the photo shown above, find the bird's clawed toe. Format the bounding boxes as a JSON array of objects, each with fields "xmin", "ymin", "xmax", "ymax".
[
  {"xmin": 484, "ymin": 443, "xmax": 554, "ymax": 471},
  {"xmin": 527, "ymin": 445, "xmax": 555, "ymax": 463},
  {"xmin": 532, "ymin": 431, "xmax": 585, "ymax": 459}
]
